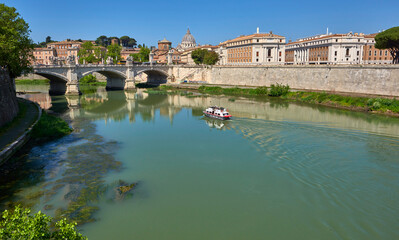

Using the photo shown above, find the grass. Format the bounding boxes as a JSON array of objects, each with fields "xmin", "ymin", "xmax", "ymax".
[
  {"xmin": 197, "ymin": 84, "xmax": 289, "ymax": 97},
  {"xmin": 284, "ymin": 91, "xmax": 399, "ymax": 114},
  {"xmin": 31, "ymin": 111, "xmax": 72, "ymax": 142},
  {"xmin": 15, "ymin": 79, "xmax": 49, "ymax": 85}
]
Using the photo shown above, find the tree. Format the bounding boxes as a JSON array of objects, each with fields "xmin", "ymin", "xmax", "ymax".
[
  {"xmin": 45, "ymin": 36, "xmax": 52, "ymax": 43},
  {"xmin": 78, "ymin": 41, "xmax": 97, "ymax": 64},
  {"xmin": 375, "ymin": 26, "xmax": 399, "ymax": 64},
  {"xmin": 119, "ymin": 36, "xmax": 137, "ymax": 48},
  {"xmin": 191, "ymin": 49, "xmax": 208, "ymax": 65},
  {"xmin": 106, "ymin": 43, "xmax": 122, "ymax": 62},
  {"xmin": 95, "ymin": 35, "xmax": 108, "ymax": 46},
  {"xmin": 0, "ymin": 3, "xmax": 34, "ymax": 78},
  {"xmin": 203, "ymin": 51, "xmax": 219, "ymax": 65},
  {"xmin": 130, "ymin": 46, "xmax": 150, "ymax": 62},
  {"xmin": 0, "ymin": 206, "xmax": 87, "ymax": 239}
]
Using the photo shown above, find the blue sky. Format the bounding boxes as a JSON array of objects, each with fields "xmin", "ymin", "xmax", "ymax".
[{"xmin": 3, "ymin": 0, "xmax": 398, "ymax": 47}]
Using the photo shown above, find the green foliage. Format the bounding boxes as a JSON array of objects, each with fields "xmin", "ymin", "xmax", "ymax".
[
  {"xmin": 79, "ymin": 74, "xmax": 106, "ymax": 86},
  {"xmin": 198, "ymin": 86, "xmax": 271, "ymax": 96},
  {"xmin": 375, "ymin": 26, "xmax": 399, "ymax": 64},
  {"xmin": 45, "ymin": 36, "xmax": 52, "ymax": 43},
  {"xmin": 192, "ymin": 49, "xmax": 220, "ymax": 65},
  {"xmin": 203, "ymin": 51, "xmax": 219, "ymax": 65},
  {"xmin": 0, "ymin": 3, "xmax": 34, "ymax": 78},
  {"xmin": 0, "ymin": 206, "xmax": 87, "ymax": 240},
  {"xmin": 31, "ymin": 111, "xmax": 72, "ymax": 142},
  {"xmin": 106, "ymin": 43, "xmax": 122, "ymax": 63},
  {"xmin": 120, "ymin": 36, "xmax": 137, "ymax": 48},
  {"xmin": 268, "ymin": 83, "xmax": 290, "ymax": 97},
  {"xmin": 131, "ymin": 46, "xmax": 150, "ymax": 62},
  {"xmin": 78, "ymin": 41, "xmax": 102, "ymax": 64},
  {"xmin": 95, "ymin": 35, "xmax": 108, "ymax": 46},
  {"xmin": 191, "ymin": 49, "xmax": 208, "ymax": 64},
  {"xmin": 285, "ymin": 91, "xmax": 399, "ymax": 114},
  {"xmin": 254, "ymin": 86, "xmax": 269, "ymax": 95},
  {"xmin": 15, "ymin": 79, "xmax": 49, "ymax": 85}
]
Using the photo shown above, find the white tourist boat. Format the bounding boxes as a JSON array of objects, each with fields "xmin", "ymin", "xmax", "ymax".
[{"xmin": 203, "ymin": 106, "xmax": 232, "ymax": 120}]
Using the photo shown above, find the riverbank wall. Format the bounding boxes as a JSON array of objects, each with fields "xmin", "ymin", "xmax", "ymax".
[
  {"xmin": 0, "ymin": 68, "xmax": 19, "ymax": 127},
  {"xmin": 0, "ymin": 99, "xmax": 41, "ymax": 165},
  {"xmin": 174, "ymin": 65, "xmax": 399, "ymax": 97}
]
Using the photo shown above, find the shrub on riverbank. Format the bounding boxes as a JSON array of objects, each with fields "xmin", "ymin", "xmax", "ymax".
[
  {"xmin": 79, "ymin": 74, "xmax": 106, "ymax": 86},
  {"xmin": 31, "ymin": 111, "xmax": 72, "ymax": 142},
  {"xmin": 0, "ymin": 206, "xmax": 87, "ymax": 239},
  {"xmin": 269, "ymin": 83, "xmax": 290, "ymax": 97},
  {"xmin": 198, "ymin": 85, "xmax": 289, "ymax": 97},
  {"xmin": 15, "ymin": 79, "xmax": 49, "ymax": 85},
  {"xmin": 284, "ymin": 91, "xmax": 399, "ymax": 114}
]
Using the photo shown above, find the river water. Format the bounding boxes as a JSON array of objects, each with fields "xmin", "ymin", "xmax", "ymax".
[{"xmin": 2, "ymin": 85, "xmax": 399, "ymax": 239}]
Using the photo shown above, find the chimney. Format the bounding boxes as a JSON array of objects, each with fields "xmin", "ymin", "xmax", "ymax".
[{"xmin": 257, "ymin": 27, "xmax": 259, "ymax": 34}]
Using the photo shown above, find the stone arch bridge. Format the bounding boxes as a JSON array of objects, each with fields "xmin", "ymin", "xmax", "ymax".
[{"xmin": 33, "ymin": 60, "xmax": 203, "ymax": 95}]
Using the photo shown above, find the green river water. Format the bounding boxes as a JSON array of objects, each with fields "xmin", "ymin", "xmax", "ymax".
[{"xmin": 1, "ymin": 85, "xmax": 399, "ymax": 239}]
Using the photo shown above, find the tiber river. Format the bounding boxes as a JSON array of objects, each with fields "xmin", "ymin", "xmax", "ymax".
[{"xmin": 1, "ymin": 84, "xmax": 399, "ymax": 239}]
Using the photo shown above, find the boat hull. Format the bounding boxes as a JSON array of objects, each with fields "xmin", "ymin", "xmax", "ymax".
[{"xmin": 203, "ymin": 111, "xmax": 231, "ymax": 120}]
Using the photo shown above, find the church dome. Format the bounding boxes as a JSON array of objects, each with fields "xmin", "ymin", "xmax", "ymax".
[{"xmin": 182, "ymin": 28, "xmax": 196, "ymax": 45}]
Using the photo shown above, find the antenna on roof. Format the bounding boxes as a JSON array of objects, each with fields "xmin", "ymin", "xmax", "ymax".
[
  {"xmin": 326, "ymin": 27, "xmax": 329, "ymax": 35},
  {"xmin": 257, "ymin": 27, "xmax": 259, "ymax": 34}
]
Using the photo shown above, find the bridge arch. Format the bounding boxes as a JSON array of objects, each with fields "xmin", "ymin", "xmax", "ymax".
[
  {"xmin": 136, "ymin": 69, "xmax": 169, "ymax": 85},
  {"xmin": 33, "ymin": 71, "xmax": 69, "ymax": 95},
  {"xmin": 80, "ymin": 69, "xmax": 127, "ymax": 90}
]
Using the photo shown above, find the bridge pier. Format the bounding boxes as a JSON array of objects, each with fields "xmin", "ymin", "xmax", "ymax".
[
  {"xmin": 66, "ymin": 81, "xmax": 81, "ymax": 95},
  {"xmin": 124, "ymin": 59, "xmax": 135, "ymax": 90}
]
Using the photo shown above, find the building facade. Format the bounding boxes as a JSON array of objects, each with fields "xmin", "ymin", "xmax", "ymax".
[
  {"xmin": 362, "ymin": 33, "xmax": 393, "ymax": 64},
  {"xmin": 151, "ymin": 38, "xmax": 182, "ymax": 64},
  {"xmin": 285, "ymin": 32, "xmax": 365, "ymax": 65},
  {"xmin": 32, "ymin": 48, "xmax": 57, "ymax": 65},
  {"xmin": 285, "ymin": 32, "xmax": 393, "ymax": 65},
  {"xmin": 219, "ymin": 29, "xmax": 286, "ymax": 65}
]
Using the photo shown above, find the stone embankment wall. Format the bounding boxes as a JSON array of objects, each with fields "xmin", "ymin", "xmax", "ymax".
[
  {"xmin": 176, "ymin": 65, "xmax": 399, "ymax": 97},
  {"xmin": 0, "ymin": 68, "xmax": 19, "ymax": 127}
]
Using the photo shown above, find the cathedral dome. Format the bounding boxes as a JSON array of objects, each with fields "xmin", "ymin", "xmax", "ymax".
[{"xmin": 182, "ymin": 28, "xmax": 196, "ymax": 45}]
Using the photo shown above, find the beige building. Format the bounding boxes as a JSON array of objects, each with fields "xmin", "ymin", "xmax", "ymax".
[
  {"xmin": 285, "ymin": 32, "xmax": 365, "ymax": 65},
  {"xmin": 362, "ymin": 33, "xmax": 393, "ymax": 64},
  {"xmin": 47, "ymin": 40, "xmax": 83, "ymax": 61},
  {"xmin": 121, "ymin": 48, "xmax": 140, "ymax": 60},
  {"xmin": 32, "ymin": 48, "xmax": 57, "ymax": 65},
  {"xmin": 219, "ymin": 28, "xmax": 286, "ymax": 65},
  {"xmin": 151, "ymin": 38, "xmax": 182, "ymax": 64}
]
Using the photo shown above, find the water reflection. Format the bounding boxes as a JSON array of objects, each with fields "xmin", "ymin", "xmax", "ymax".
[{"xmin": 6, "ymin": 86, "xmax": 399, "ymax": 239}]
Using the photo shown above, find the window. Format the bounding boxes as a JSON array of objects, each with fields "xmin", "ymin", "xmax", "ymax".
[
  {"xmin": 385, "ymin": 51, "xmax": 388, "ymax": 56},
  {"xmin": 256, "ymin": 58, "xmax": 259, "ymax": 62},
  {"xmin": 256, "ymin": 52, "xmax": 259, "ymax": 57},
  {"xmin": 374, "ymin": 51, "xmax": 377, "ymax": 56},
  {"xmin": 380, "ymin": 50, "xmax": 382, "ymax": 55},
  {"xmin": 256, "ymin": 39, "xmax": 259, "ymax": 43},
  {"xmin": 279, "ymin": 52, "xmax": 282, "ymax": 57},
  {"xmin": 357, "ymin": 51, "xmax": 359, "ymax": 56},
  {"xmin": 336, "ymin": 39, "xmax": 338, "ymax": 42},
  {"xmin": 346, "ymin": 48, "xmax": 350, "ymax": 56},
  {"xmin": 369, "ymin": 51, "xmax": 372, "ymax": 55},
  {"xmin": 268, "ymin": 49, "xmax": 271, "ymax": 57},
  {"xmin": 335, "ymin": 51, "xmax": 337, "ymax": 56}
]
